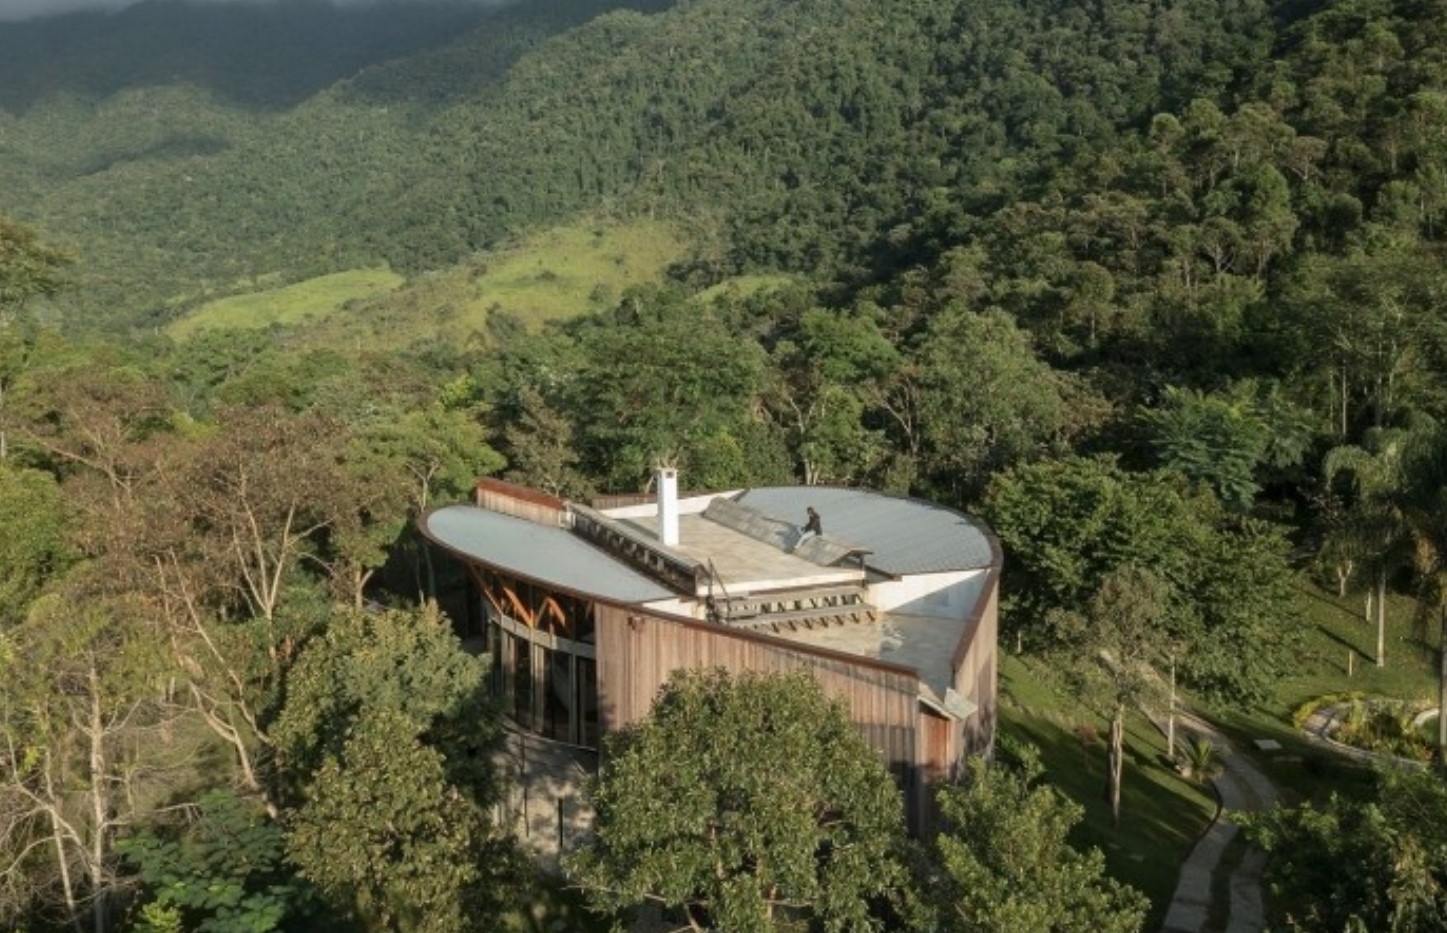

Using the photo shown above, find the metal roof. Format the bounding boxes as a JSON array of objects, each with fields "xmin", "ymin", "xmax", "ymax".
[
  {"xmin": 422, "ymin": 505, "xmax": 676, "ymax": 604},
  {"xmin": 733, "ymin": 487, "xmax": 996, "ymax": 576}
]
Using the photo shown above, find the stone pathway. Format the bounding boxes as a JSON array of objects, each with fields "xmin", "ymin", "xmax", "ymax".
[{"xmin": 1160, "ymin": 712, "xmax": 1278, "ymax": 933}]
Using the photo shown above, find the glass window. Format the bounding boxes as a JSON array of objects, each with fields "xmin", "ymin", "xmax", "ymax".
[
  {"xmin": 542, "ymin": 647, "xmax": 572, "ymax": 742},
  {"xmin": 488, "ymin": 621, "xmax": 503, "ymax": 699},
  {"xmin": 572, "ymin": 596, "xmax": 596, "ymax": 642},
  {"xmin": 576, "ymin": 657, "xmax": 598, "ymax": 749},
  {"xmin": 511, "ymin": 632, "xmax": 533, "ymax": 730}
]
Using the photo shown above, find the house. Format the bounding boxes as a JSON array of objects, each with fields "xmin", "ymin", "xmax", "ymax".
[{"xmin": 420, "ymin": 469, "xmax": 1000, "ymax": 837}]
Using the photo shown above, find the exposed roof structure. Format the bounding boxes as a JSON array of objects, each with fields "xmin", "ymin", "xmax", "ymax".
[
  {"xmin": 733, "ymin": 486, "xmax": 995, "ymax": 576},
  {"xmin": 424, "ymin": 504, "xmax": 676, "ymax": 604}
]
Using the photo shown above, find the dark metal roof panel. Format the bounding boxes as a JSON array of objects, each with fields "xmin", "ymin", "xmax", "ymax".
[
  {"xmin": 423, "ymin": 505, "xmax": 677, "ymax": 604},
  {"xmin": 734, "ymin": 487, "xmax": 995, "ymax": 575}
]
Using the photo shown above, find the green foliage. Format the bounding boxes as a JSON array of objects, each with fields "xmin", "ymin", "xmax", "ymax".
[
  {"xmin": 921, "ymin": 746, "xmax": 1148, "ymax": 933},
  {"xmin": 285, "ymin": 710, "xmax": 502, "ymax": 933},
  {"xmin": 119, "ymin": 791, "xmax": 307, "ymax": 933},
  {"xmin": 0, "ymin": 216, "xmax": 69, "ymax": 312},
  {"xmin": 566, "ymin": 287, "xmax": 771, "ymax": 489},
  {"xmin": 567, "ymin": 669, "xmax": 911, "ymax": 932},
  {"xmin": 1176, "ymin": 738, "xmax": 1225, "ymax": 784},
  {"xmin": 914, "ymin": 309, "xmax": 1070, "ymax": 503},
  {"xmin": 1140, "ymin": 383, "xmax": 1312, "ymax": 512},
  {"xmin": 983, "ymin": 457, "xmax": 1297, "ymax": 703},
  {"xmin": 1240, "ymin": 769, "xmax": 1447, "ymax": 931},
  {"xmin": 0, "ymin": 463, "xmax": 71, "ymax": 626},
  {"xmin": 278, "ymin": 606, "xmax": 509, "ymax": 931},
  {"xmin": 273, "ymin": 605, "xmax": 499, "ymax": 796}
]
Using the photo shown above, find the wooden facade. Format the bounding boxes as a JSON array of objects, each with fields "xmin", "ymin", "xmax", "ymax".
[
  {"xmin": 592, "ymin": 582, "xmax": 999, "ymax": 830},
  {"xmin": 425, "ymin": 484, "xmax": 1001, "ymax": 835}
]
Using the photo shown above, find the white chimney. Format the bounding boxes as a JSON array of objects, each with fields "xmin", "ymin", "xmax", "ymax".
[{"xmin": 657, "ymin": 466, "xmax": 680, "ymax": 547}]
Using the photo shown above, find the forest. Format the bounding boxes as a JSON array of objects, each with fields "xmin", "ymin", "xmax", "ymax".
[{"xmin": 4, "ymin": 0, "xmax": 1447, "ymax": 927}]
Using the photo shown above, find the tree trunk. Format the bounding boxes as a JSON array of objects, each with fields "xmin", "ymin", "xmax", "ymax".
[
  {"xmin": 1438, "ymin": 605, "xmax": 1446, "ymax": 769},
  {"xmin": 1167, "ymin": 658, "xmax": 1178, "ymax": 761},
  {"xmin": 1376, "ymin": 570, "xmax": 1388, "ymax": 668},
  {"xmin": 47, "ymin": 799, "xmax": 82, "ymax": 933},
  {"xmin": 1106, "ymin": 707, "xmax": 1124, "ymax": 829},
  {"xmin": 88, "ymin": 665, "xmax": 108, "ymax": 933}
]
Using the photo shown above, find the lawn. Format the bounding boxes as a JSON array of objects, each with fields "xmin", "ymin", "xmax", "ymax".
[
  {"xmin": 166, "ymin": 267, "xmax": 404, "ymax": 339},
  {"xmin": 1204, "ymin": 579, "xmax": 1439, "ymax": 804},
  {"xmin": 998, "ymin": 653, "xmax": 1217, "ymax": 925}
]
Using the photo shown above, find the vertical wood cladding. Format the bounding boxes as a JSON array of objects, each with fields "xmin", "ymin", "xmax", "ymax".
[
  {"xmin": 595, "ymin": 603, "xmax": 927, "ymax": 820},
  {"xmin": 473, "ymin": 478, "xmax": 567, "ymax": 526}
]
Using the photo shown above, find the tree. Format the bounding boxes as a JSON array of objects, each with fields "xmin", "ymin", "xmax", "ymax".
[
  {"xmin": 1139, "ymin": 382, "xmax": 1311, "ymax": 512},
  {"xmin": 343, "ymin": 403, "xmax": 504, "ymax": 604},
  {"xmin": 1048, "ymin": 566, "xmax": 1170, "ymax": 827},
  {"xmin": 0, "ymin": 462, "xmax": 71, "ymax": 626},
  {"xmin": 920, "ymin": 746, "xmax": 1147, "ymax": 933},
  {"xmin": 983, "ymin": 457, "xmax": 1296, "ymax": 706},
  {"xmin": 1240, "ymin": 768, "xmax": 1447, "ymax": 932},
  {"xmin": 914, "ymin": 308, "xmax": 1070, "ymax": 504},
  {"xmin": 567, "ymin": 669, "xmax": 911, "ymax": 932},
  {"xmin": 275, "ymin": 606, "xmax": 509, "ymax": 931},
  {"xmin": 0, "ymin": 595, "xmax": 175, "ymax": 933},
  {"xmin": 764, "ymin": 308, "xmax": 896, "ymax": 486},
  {"xmin": 285, "ymin": 711, "xmax": 501, "ymax": 933},
  {"xmin": 271, "ymin": 604, "xmax": 499, "ymax": 794},
  {"xmin": 118, "ymin": 790, "xmax": 311, "ymax": 933},
  {"xmin": 1324, "ymin": 427, "xmax": 1419, "ymax": 667},
  {"xmin": 569, "ymin": 289, "xmax": 769, "ymax": 489},
  {"xmin": 0, "ymin": 216, "xmax": 68, "ymax": 318}
]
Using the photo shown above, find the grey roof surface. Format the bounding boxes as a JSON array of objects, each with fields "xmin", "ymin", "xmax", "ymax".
[
  {"xmin": 734, "ymin": 487, "xmax": 995, "ymax": 575},
  {"xmin": 701, "ymin": 498, "xmax": 870, "ymax": 567},
  {"xmin": 423, "ymin": 505, "xmax": 676, "ymax": 604},
  {"xmin": 624, "ymin": 513, "xmax": 861, "ymax": 591}
]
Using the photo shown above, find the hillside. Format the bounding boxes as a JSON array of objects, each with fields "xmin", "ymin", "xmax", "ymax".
[{"xmin": 0, "ymin": 0, "xmax": 1275, "ymax": 331}]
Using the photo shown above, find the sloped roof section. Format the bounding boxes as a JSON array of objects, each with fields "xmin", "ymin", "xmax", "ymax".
[
  {"xmin": 422, "ymin": 505, "xmax": 676, "ymax": 604},
  {"xmin": 734, "ymin": 487, "xmax": 995, "ymax": 576}
]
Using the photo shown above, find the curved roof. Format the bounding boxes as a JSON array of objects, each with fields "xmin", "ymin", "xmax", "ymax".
[
  {"xmin": 422, "ymin": 505, "xmax": 676, "ymax": 604},
  {"xmin": 733, "ymin": 486, "xmax": 996, "ymax": 576}
]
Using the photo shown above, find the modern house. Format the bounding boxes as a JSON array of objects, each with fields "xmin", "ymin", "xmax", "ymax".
[{"xmin": 420, "ymin": 469, "xmax": 1000, "ymax": 835}]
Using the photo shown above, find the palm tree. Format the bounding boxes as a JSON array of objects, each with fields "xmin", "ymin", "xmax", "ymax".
[
  {"xmin": 1324, "ymin": 427, "xmax": 1419, "ymax": 667},
  {"xmin": 1178, "ymin": 737, "xmax": 1226, "ymax": 783}
]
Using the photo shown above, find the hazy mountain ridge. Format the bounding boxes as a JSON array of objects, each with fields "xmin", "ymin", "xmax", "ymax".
[
  {"xmin": 3, "ymin": 0, "xmax": 1444, "ymax": 336},
  {"xmin": 0, "ymin": 0, "xmax": 501, "ymax": 111}
]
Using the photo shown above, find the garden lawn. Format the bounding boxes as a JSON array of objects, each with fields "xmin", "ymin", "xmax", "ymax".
[
  {"xmin": 998, "ymin": 653, "xmax": 1217, "ymax": 928},
  {"xmin": 1205, "ymin": 579, "xmax": 1439, "ymax": 804}
]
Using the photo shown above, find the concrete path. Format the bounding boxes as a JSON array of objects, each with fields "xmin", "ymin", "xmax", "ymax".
[{"xmin": 1160, "ymin": 713, "xmax": 1278, "ymax": 933}]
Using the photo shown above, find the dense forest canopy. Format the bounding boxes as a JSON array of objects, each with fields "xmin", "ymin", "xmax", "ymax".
[{"xmin": 5, "ymin": 0, "xmax": 1447, "ymax": 927}]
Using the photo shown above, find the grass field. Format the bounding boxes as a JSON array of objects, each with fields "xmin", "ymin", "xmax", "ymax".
[
  {"xmin": 694, "ymin": 273, "xmax": 802, "ymax": 305},
  {"xmin": 460, "ymin": 217, "xmax": 688, "ymax": 330},
  {"xmin": 1205, "ymin": 580, "xmax": 1440, "ymax": 804},
  {"xmin": 998, "ymin": 654, "xmax": 1217, "ymax": 924},
  {"xmin": 990, "ymin": 574, "xmax": 1445, "ymax": 922},
  {"xmin": 166, "ymin": 267, "xmax": 404, "ymax": 339},
  {"xmin": 174, "ymin": 216, "xmax": 693, "ymax": 351}
]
